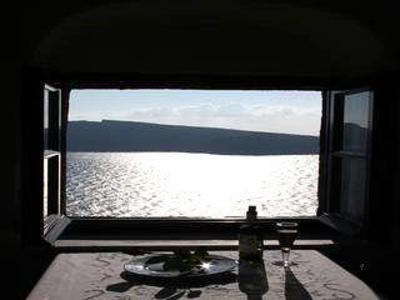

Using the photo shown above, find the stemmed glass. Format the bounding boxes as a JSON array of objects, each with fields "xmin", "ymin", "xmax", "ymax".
[{"xmin": 276, "ymin": 222, "xmax": 298, "ymax": 268}]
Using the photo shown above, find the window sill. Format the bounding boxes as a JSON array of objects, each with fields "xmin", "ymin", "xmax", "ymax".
[
  {"xmin": 43, "ymin": 214, "xmax": 71, "ymax": 244},
  {"xmin": 319, "ymin": 213, "xmax": 362, "ymax": 236},
  {"xmin": 60, "ymin": 216, "xmax": 324, "ymax": 237},
  {"xmin": 53, "ymin": 238, "xmax": 336, "ymax": 251},
  {"xmin": 44, "ymin": 215, "xmax": 340, "ymax": 251}
]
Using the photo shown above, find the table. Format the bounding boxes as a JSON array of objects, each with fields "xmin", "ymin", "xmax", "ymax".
[{"xmin": 27, "ymin": 250, "xmax": 379, "ymax": 299}]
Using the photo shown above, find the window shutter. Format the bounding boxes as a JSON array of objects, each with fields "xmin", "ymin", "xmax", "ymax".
[
  {"xmin": 319, "ymin": 89, "xmax": 373, "ymax": 236},
  {"xmin": 42, "ymin": 84, "xmax": 70, "ymax": 243}
]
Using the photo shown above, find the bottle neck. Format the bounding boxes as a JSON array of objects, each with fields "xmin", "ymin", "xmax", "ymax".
[{"xmin": 246, "ymin": 212, "xmax": 257, "ymax": 224}]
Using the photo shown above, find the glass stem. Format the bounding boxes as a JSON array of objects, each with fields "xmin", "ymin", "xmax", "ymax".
[{"xmin": 282, "ymin": 248, "xmax": 290, "ymax": 268}]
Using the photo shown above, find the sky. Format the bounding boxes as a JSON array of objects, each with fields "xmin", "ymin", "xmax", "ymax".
[{"xmin": 69, "ymin": 89, "xmax": 322, "ymax": 136}]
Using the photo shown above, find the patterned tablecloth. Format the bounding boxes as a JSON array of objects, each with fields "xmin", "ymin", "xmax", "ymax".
[{"xmin": 27, "ymin": 250, "xmax": 379, "ymax": 299}]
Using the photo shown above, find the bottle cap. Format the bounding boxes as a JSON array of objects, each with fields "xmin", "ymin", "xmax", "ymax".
[{"xmin": 246, "ymin": 206, "xmax": 257, "ymax": 223}]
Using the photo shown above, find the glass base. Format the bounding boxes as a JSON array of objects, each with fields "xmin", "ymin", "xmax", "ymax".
[
  {"xmin": 272, "ymin": 261, "xmax": 298, "ymax": 268},
  {"xmin": 272, "ymin": 248, "xmax": 298, "ymax": 268}
]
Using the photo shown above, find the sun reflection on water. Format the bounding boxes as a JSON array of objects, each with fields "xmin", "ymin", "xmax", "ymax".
[{"xmin": 66, "ymin": 152, "xmax": 318, "ymax": 218}]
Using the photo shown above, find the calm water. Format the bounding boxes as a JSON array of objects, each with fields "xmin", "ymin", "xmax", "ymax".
[{"xmin": 66, "ymin": 152, "xmax": 319, "ymax": 218}]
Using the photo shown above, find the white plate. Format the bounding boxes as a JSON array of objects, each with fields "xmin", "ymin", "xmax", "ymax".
[{"xmin": 124, "ymin": 254, "xmax": 237, "ymax": 278}]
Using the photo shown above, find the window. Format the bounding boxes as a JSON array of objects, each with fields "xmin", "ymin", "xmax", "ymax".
[
  {"xmin": 320, "ymin": 89, "xmax": 373, "ymax": 233},
  {"xmin": 41, "ymin": 84, "xmax": 70, "ymax": 242},
  {"xmin": 28, "ymin": 82, "xmax": 374, "ymax": 244},
  {"xmin": 66, "ymin": 89, "xmax": 322, "ymax": 220},
  {"xmin": 43, "ymin": 84, "xmax": 61, "ymax": 218}
]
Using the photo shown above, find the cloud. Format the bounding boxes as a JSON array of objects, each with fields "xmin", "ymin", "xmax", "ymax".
[
  {"xmin": 125, "ymin": 107, "xmax": 176, "ymax": 119},
  {"xmin": 250, "ymin": 105, "xmax": 320, "ymax": 117},
  {"xmin": 68, "ymin": 89, "xmax": 322, "ymax": 135},
  {"xmin": 111, "ymin": 102, "xmax": 321, "ymax": 135},
  {"xmin": 215, "ymin": 103, "xmax": 247, "ymax": 116},
  {"xmin": 179, "ymin": 104, "xmax": 216, "ymax": 116}
]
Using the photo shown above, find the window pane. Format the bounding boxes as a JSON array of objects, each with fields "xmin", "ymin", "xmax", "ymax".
[
  {"xmin": 44, "ymin": 88, "xmax": 61, "ymax": 151},
  {"xmin": 44, "ymin": 154, "xmax": 60, "ymax": 216},
  {"xmin": 340, "ymin": 157, "xmax": 367, "ymax": 222},
  {"xmin": 44, "ymin": 89, "xmax": 49, "ymax": 149},
  {"xmin": 343, "ymin": 91, "xmax": 371, "ymax": 154},
  {"xmin": 43, "ymin": 158, "xmax": 48, "ymax": 218}
]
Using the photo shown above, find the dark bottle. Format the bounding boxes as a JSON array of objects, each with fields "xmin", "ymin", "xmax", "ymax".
[
  {"xmin": 239, "ymin": 256, "xmax": 269, "ymax": 300},
  {"xmin": 239, "ymin": 206, "xmax": 263, "ymax": 260}
]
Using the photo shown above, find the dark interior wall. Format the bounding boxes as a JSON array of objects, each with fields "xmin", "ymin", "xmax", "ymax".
[
  {"xmin": 0, "ymin": 6, "xmax": 22, "ymax": 296},
  {"xmin": 366, "ymin": 81, "xmax": 400, "ymax": 249},
  {"xmin": 1, "ymin": 6, "xmax": 21, "ymax": 251},
  {"xmin": 1, "ymin": 3, "xmax": 396, "ymax": 300},
  {"xmin": 3, "ymin": 64, "xmax": 22, "ymax": 250},
  {"xmin": 7, "ymin": 1, "xmax": 400, "ymax": 298},
  {"xmin": 28, "ymin": 0, "xmax": 398, "ymax": 78},
  {"xmin": 12, "ymin": 0, "xmax": 400, "ymax": 248},
  {"xmin": 392, "ymin": 88, "xmax": 400, "ymax": 251}
]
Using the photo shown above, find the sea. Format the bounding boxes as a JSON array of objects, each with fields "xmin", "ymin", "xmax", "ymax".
[{"xmin": 66, "ymin": 152, "xmax": 319, "ymax": 218}]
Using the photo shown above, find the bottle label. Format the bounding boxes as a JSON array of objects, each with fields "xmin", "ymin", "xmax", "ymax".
[{"xmin": 239, "ymin": 233, "xmax": 259, "ymax": 257}]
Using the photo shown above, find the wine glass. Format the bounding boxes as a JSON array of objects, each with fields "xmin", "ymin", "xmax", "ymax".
[{"xmin": 276, "ymin": 222, "xmax": 298, "ymax": 268}]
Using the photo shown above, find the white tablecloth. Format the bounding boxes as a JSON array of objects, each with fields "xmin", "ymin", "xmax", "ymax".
[{"xmin": 27, "ymin": 250, "xmax": 379, "ymax": 299}]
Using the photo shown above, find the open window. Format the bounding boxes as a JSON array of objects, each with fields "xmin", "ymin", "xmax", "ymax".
[
  {"xmin": 65, "ymin": 89, "xmax": 322, "ymax": 221},
  {"xmin": 319, "ymin": 89, "xmax": 374, "ymax": 235},
  {"xmin": 42, "ymin": 84, "xmax": 70, "ymax": 242},
  {"xmin": 26, "ymin": 81, "xmax": 375, "ymax": 245},
  {"xmin": 43, "ymin": 84, "xmax": 61, "ymax": 217}
]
